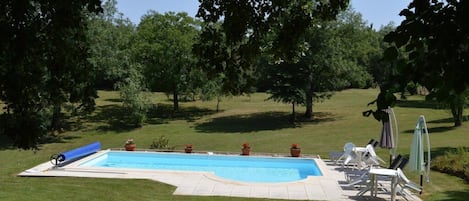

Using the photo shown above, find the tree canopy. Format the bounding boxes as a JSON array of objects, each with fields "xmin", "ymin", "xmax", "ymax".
[
  {"xmin": 0, "ymin": 0, "xmax": 102, "ymax": 149},
  {"xmin": 384, "ymin": 0, "xmax": 469, "ymax": 126},
  {"xmin": 265, "ymin": 7, "xmax": 377, "ymax": 120},
  {"xmin": 135, "ymin": 11, "xmax": 200, "ymax": 111},
  {"xmin": 87, "ymin": 0, "xmax": 136, "ymax": 89},
  {"xmin": 195, "ymin": 0, "xmax": 350, "ymax": 94}
]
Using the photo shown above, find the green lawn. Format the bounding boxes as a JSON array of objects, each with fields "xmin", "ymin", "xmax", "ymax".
[{"xmin": 1, "ymin": 89, "xmax": 468, "ymax": 201}]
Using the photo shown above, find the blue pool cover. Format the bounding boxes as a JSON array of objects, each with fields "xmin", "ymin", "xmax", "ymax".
[{"xmin": 54, "ymin": 142, "xmax": 101, "ymax": 165}]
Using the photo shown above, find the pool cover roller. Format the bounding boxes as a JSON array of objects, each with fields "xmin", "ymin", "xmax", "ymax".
[{"xmin": 51, "ymin": 141, "xmax": 101, "ymax": 166}]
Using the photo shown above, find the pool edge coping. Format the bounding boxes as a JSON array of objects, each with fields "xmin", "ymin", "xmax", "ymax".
[{"xmin": 27, "ymin": 149, "xmax": 325, "ymax": 183}]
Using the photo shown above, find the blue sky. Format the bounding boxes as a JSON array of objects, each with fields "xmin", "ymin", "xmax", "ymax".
[{"xmin": 116, "ymin": 0, "xmax": 411, "ymax": 29}]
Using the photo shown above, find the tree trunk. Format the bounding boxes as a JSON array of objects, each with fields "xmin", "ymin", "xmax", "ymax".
[
  {"xmin": 304, "ymin": 72, "xmax": 313, "ymax": 119},
  {"xmin": 304, "ymin": 91, "xmax": 313, "ymax": 119},
  {"xmin": 216, "ymin": 96, "xmax": 221, "ymax": 112},
  {"xmin": 173, "ymin": 91, "xmax": 179, "ymax": 111},
  {"xmin": 450, "ymin": 94, "xmax": 464, "ymax": 127},
  {"xmin": 50, "ymin": 104, "xmax": 62, "ymax": 131},
  {"xmin": 451, "ymin": 103, "xmax": 463, "ymax": 127},
  {"xmin": 291, "ymin": 103, "xmax": 296, "ymax": 122}
]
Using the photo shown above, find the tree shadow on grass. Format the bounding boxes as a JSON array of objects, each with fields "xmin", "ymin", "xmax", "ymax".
[
  {"xmin": 0, "ymin": 103, "xmax": 217, "ymax": 149},
  {"xmin": 0, "ymin": 130, "xmax": 83, "ymax": 150},
  {"xmin": 38, "ymin": 135, "xmax": 83, "ymax": 149},
  {"xmin": 104, "ymin": 98, "xmax": 122, "ymax": 103},
  {"xmin": 402, "ymin": 126, "xmax": 456, "ymax": 134},
  {"xmin": 296, "ymin": 112, "xmax": 336, "ymax": 124},
  {"xmin": 84, "ymin": 104, "xmax": 137, "ymax": 132},
  {"xmin": 147, "ymin": 103, "xmax": 218, "ymax": 122},
  {"xmin": 81, "ymin": 103, "xmax": 217, "ymax": 132},
  {"xmin": 401, "ymin": 115, "xmax": 469, "ymax": 134},
  {"xmin": 427, "ymin": 116, "xmax": 469, "ymax": 124},
  {"xmin": 401, "ymin": 115, "xmax": 460, "ymax": 134},
  {"xmin": 195, "ymin": 111, "xmax": 335, "ymax": 133},
  {"xmin": 396, "ymin": 99, "xmax": 444, "ymax": 109}
]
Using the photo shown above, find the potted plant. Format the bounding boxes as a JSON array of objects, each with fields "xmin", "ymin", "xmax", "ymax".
[
  {"xmin": 184, "ymin": 144, "xmax": 193, "ymax": 153},
  {"xmin": 124, "ymin": 139, "xmax": 136, "ymax": 151},
  {"xmin": 290, "ymin": 143, "xmax": 301, "ymax": 157},
  {"xmin": 241, "ymin": 142, "xmax": 251, "ymax": 155}
]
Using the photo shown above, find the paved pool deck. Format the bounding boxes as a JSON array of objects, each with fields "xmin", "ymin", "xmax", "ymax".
[{"xmin": 19, "ymin": 150, "xmax": 421, "ymax": 201}]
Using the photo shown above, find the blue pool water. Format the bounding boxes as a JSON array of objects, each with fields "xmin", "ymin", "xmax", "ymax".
[{"xmin": 79, "ymin": 151, "xmax": 322, "ymax": 183}]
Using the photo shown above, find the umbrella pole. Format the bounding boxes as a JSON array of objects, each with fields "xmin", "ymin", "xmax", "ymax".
[{"xmin": 420, "ymin": 175, "xmax": 423, "ymax": 194}]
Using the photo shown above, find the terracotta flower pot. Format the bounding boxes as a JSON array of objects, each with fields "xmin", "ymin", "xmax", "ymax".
[
  {"xmin": 290, "ymin": 148, "xmax": 301, "ymax": 157},
  {"xmin": 125, "ymin": 144, "xmax": 136, "ymax": 151},
  {"xmin": 184, "ymin": 144, "xmax": 193, "ymax": 153},
  {"xmin": 241, "ymin": 147, "xmax": 251, "ymax": 155}
]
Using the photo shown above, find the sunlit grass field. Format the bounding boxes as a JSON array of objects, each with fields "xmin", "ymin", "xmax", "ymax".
[{"xmin": 0, "ymin": 88, "xmax": 468, "ymax": 201}]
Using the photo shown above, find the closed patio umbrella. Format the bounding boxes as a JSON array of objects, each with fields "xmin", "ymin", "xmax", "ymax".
[
  {"xmin": 409, "ymin": 115, "xmax": 431, "ymax": 192},
  {"xmin": 379, "ymin": 107, "xmax": 398, "ymax": 163},
  {"xmin": 379, "ymin": 119, "xmax": 393, "ymax": 149},
  {"xmin": 409, "ymin": 122, "xmax": 423, "ymax": 172}
]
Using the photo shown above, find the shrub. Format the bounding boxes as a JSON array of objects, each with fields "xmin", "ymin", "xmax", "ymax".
[
  {"xmin": 115, "ymin": 67, "xmax": 149, "ymax": 128},
  {"xmin": 431, "ymin": 147, "xmax": 469, "ymax": 182},
  {"xmin": 150, "ymin": 135, "xmax": 174, "ymax": 150}
]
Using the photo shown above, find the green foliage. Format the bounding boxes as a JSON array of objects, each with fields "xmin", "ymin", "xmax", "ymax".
[
  {"xmin": 135, "ymin": 11, "xmax": 200, "ymax": 111},
  {"xmin": 87, "ymin": 0, "xmax": 136, "ymax": 89},
  {"xmin": 405, "ymin": 82, "xmax": 418, "ymax": 95},
  {"xmin": 265, "ymin": 7, "xmax": 376, "ymax": 119},
  {"xmin": 195, "ymin": 0, "xmax": 349, "ymax": 95},
  {"xmin": 87, "ymin": 0, "xmax": 148, "ymax": 128},
  {"xmin": 115, "ymin": 65, "xmax": 150, "ymax": 128},
  {"xmin": 384, "ymin": 0, "xmax": 469, "ymax": 126},
  {"xmin": 369, "ymin": 23, "xmax": 410, "ymax": 90},
  {"xmin": 193, "ymin": 22, "xmax": 256, "ymax": 95},
  {"xmin": 332, "ymin": 7, "xmax": 378, "ymax": 88},
  {"xmin": 0, "ymin": 0, "xmax": 102, "ymax": 149},
  {"xmin": 432, "ymin": 147, "xmax": 469, "ymax": 182},
  {"xmin": 188, "ymin": 69, "xmax": 221, "ymax": 101},
  {"xmin": 197, "ymin": 0, "xmax": 349, "ymax": 61},
  {"xmin": 149, "ymin": 135, "xmax": 174, "ymax": 150},
  {"xmin": 0, "ymin": 111, "xmax": 50, "ymax": 149}
]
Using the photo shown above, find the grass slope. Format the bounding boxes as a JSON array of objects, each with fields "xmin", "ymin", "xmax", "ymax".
[{"xmin": 0, "ymin": 89, "xmax": 468, "ymax": 201}]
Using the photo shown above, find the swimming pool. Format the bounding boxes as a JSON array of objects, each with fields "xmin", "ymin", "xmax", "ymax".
[{"xmin": 78, "ymin": 151, "xmax": 322, "ymax": 183}]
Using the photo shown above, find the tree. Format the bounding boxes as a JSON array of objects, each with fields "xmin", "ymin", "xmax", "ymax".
[
  {"xmin": 193, "ymin": 21, "xmax": 257, "ymax": 96},
  {"xmin": 195, "ymin": 0, "xmax": 349, "ymax": 95},
  {"xmin": 115, "ymin": 64, "xmax": 150, "ymax": 128},
  {"xmin": 384, "ymin": 0, "xmax": 469, "ymax": 126},
  {"xmin": 87, "ymin": 0, "xmax": 149, "ymax": 127},
  {"xmin": 0, "ymin": 0, "xmax": 102, "ymax": 149},
  {"xmin": 135, "ymin": 12, "xmax": 200, "ymax": 111},
  {"xmin": 87, "ymin": 0, "xmax": 136, "ymax": 89},
  {"xmin": 266, "ymin": 7, "xmax": 376, "ymax": 120},
  {"xmin": 333, "ymin": 8, "xmax": 377, "ymax": 89},
  {"xmin": 368, "ymin": 24, "xmax": 396, "ymax": 88}
]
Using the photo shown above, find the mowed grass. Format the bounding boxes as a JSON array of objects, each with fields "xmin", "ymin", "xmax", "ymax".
[{"xmin": 0, "ymin": 88, "xmax": 468, "ymax": 201}]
